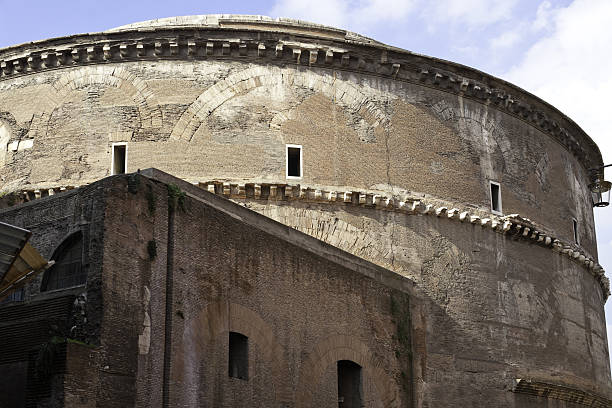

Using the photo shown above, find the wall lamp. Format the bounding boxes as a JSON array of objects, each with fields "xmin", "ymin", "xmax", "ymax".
[{"xmin": 589, "ymin": 164, "xmax": 612, "ymax": 207}]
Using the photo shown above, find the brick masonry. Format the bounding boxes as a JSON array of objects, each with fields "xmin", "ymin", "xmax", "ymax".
[{"xmin": 0, "ymin": 15, "xmax": 610, "ymax": 408}]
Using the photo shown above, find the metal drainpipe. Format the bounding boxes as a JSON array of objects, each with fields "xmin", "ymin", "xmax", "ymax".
[{"xmin": 161, "ymin": 198, "xmax": 175, "ymax": 407}]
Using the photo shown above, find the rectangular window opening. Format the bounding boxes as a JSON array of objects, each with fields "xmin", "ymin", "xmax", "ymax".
[
  {"xmin": 573, "ymin": 218, "xmax": 579, "ymax": 245},
  {"xmin": 286, "ymin": 145, "xmax": 302, "ymax": 179},
  {"xmin": 337, "ymin": 360, "xmax": 362, "ymax": 408},
  {"xmin": 228, "ymin": 332, "xmax": 248, "ymax": 380},
  {"xmin": 490, "ymin": 181, "xmax": 502, "ymax": 214},
  {"xmin": 112, "ymin": 144, "xmax": 127, "ymax": 175}
]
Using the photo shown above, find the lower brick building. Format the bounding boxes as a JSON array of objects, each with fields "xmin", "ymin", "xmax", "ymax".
[{"xmin": 0, "ymin": 170, "xmax": 414, "ymax": 407}]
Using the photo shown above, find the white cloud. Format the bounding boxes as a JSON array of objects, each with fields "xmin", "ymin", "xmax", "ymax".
[
  {"xmin": 452, "ymin": 44, "xmax": 479, "ymax": 56},
  {"xmin": 421, "ymin": 0, "xmax": 519, "ymax": 29},
  {"xmin": 269, "ymin": 0, "xmax": 349, "ymax": 28},
  {"xmin": 490, "ymin": 30, "xmax": 522, "ymax": 49},
  {"xmin": 504, "ymin": 0, "xmax": 612, "ymax": 163},
  {"xmin": 532, "ymin": 0, "xmax": 555, "ymax": 31},
  {"xmin": 489, "ymin": 1, "xmax": 562, "ymax": 52},
  {"xmin": 269, "ymin": 0, "xmax": 416, "ymax": 31},
  {"xmin": 269, "ymin": 0, "xmax": 520, "ymax": 34}
]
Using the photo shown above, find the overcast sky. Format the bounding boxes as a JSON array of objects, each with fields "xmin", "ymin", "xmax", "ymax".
[{"xmin": 3, "ymin": 0, "xmax": 612, "ymax": 368}]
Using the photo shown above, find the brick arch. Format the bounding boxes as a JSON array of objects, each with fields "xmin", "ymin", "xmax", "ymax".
[
  {"xmin": 256, "ymin": 204, "xmax": 399, "ymax": 273},
  {"xmin": 169, "ymin": 66, "xmax": 390, "ymax": 142},
  {"xmin": 34, "ymin": 66, "xmax": 162, "ymax": 136},
  {"xmin": 295, "ymin": 334, "xmax": 401, "ymax": 408},
  {"xmin": 177, "ymin": 301, "xmax": 293, "ymax": 406}
]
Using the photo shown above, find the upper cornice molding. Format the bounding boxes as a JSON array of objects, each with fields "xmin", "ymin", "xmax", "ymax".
[{"xmin": 0, "ymin": 15, "xmax": 603, "ymax": 171}]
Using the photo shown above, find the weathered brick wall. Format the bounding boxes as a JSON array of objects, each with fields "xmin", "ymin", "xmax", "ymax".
[
  {"xmin": 148, "ymin": 171, "xmax": 612, "ymax": 406},
  {"xmin": 97, "ymin": 175, "xmax": 169, "ymax": 408},
  {"xmin": 106, "ymin": 172, "xmax": 611, "ymax": 407},
  {"xmin": 0, "ymin": 16, "xmax": 609, "ymax": 405},
  {"xmin": 247, "ymin": 199, "xmax": 612, "ymax": 405},
  {"xmin": 100, "ymin": 174, "xmax": 413, "ymax": 407},
  {"xmin": 63, "ymin": 342, "xmax": 101, "ymax": 408},
  {"xmin": 0, "ymin": 172, "xmax": 609, "ymax": 407},
  {"xmin": 0, "ymin": 55, "xmax": 598, "ymax": 256}
]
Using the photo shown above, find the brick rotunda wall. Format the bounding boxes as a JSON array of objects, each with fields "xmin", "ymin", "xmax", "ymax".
[{"xmin": 0, "ymin": 15, "xmax": 609, "ymax": 407}]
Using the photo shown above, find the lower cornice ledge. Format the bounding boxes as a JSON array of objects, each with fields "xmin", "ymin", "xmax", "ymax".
[
  {"xmin": 513, "ymin": 379, "xmax": 612, "ymax": 407},
  {"xmin": 196, "ymin": 180, "xmax": 609, "ymax": 298},
  {"xmin": 1, "ymin": 179, "xmax": 608, "ymax": 298}
]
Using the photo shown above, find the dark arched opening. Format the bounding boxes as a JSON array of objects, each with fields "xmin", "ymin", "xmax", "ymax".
[
  {"xmin": 40, "ymin": 232, "xmax": 85, "ymax": 292},
  {"xmin": 228, "ymin": 331, "xmax": 248, "ymax": 380},
  {"xmin": 338, "ymin": 360, "xmax": 362, "ymax": 408}
]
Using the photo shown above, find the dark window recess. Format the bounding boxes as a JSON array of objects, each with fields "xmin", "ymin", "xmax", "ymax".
[
  {"xmin": 113, "ymin": 145, "xmax": 126, "ymax": 175},
  {"xmin": 41, "ymin": 233, "xmax": 85, "ymax": 292},
  {"xmin": 573, "ymin": 219, "xmax": 579, "ymax": 244},
  {"xmin": 228, "ymin": 332, "xmax": 248, "ymax": 380},
  {"xmin": 338, "ymin": 360, "xmax": 362, "ymax": 408},
  {"xmin": 490, "ymin": 182, "xmax": 501, "ymax": 213},
  {"xmin": 287, "ymin": 147, "xmax": 301, "ymax": 177}
]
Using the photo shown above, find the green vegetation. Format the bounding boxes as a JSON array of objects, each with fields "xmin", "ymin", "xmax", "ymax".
[
  {"xmin": 167, "ymin": 183, "xmax": 186, "ymax": 212},
  {"xmin": 146, "ymin": 184, "xmax": 156, "ymax": 215}
]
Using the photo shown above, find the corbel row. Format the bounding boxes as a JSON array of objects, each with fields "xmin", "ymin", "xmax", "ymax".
[
  {"xmin": 199, "ymin": 180, "xmax": 609, "ymax": 297},
  {"xmin": 513, "ymin": 379, "xmax": 611, "ymax": 407},
  {"xmin": 414, "ymin": 68, "xmax": 587, "ymax": 164},
  {"xmin": 0, "ymin": 39, "xmax": 358, "ymax": 76},
  {"xmin": 0, "ymin": 179, "xmax": 608, "ymax": 296},
  {"xmin": 0, "ymin": 38, "xmax": 393, "ymax": 80},
  {"xmin": 0, "ymin": 185, "xmax": 78, "ymax": 204}
]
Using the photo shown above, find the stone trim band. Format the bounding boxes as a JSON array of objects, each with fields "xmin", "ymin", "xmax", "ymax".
[
  {"xmin": 2, "ymin": 179, "xmax": 609, "ymax": 297},
  {"xmin": 513, "ymin": 379, "xmax": 612, "ymax": 407},
  {"xmin": 199, "ymin": 180, "xmax": 609, "ymax": 298},
  {"xmin": 2, "ymin": 180, "xmax": 608, "ymax": 297}
]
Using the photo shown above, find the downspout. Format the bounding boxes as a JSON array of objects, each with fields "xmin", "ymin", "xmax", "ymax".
[{"xmin": 161, "ymin": 189, "xmax": 176, "ymax": 407}]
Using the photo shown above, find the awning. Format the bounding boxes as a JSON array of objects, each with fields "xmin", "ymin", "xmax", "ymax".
[{"xmin": 0, "ymin": 222, "xmax": 52, "ymax": 301}]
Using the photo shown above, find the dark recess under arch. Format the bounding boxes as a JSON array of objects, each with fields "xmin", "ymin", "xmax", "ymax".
[{"xmin": 40, "ymin": 232, "xmax": 85, "ymax": 292}]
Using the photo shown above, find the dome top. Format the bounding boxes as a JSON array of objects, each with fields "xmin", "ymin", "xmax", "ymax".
[{"xmin": 107, "ymin": 14, "xmax": 382, "ymax": 46}]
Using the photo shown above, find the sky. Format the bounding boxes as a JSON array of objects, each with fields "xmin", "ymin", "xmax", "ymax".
[{"xmin": 2, "ymin": 0, "xmax": 612, "ymax": 370}]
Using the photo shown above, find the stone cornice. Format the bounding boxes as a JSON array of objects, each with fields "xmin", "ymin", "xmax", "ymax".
[
  {"xmin": 197, "ymin": 180, "xmax": 609, "ymax": 299},
  {"xmin": 0, "ymin": 180, "xmax": 608, "ymax": 298},
  {"xmin": 513, "ymin": 379, "xmax": 612, "ymax": 407},
  {"xmin": 0, "ymin": 24, "xmax": 603, "ymax": 173}
]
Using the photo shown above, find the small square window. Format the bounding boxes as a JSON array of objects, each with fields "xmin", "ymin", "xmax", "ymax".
[
  {"xmin": 112, "ymin": 143, "xmax": 127, "ymax": 175},
  {"xmin": 228, "ymin": 332, "xmax": 248, "ymax": 380},
  {"xmin": 490, "ymin": 181, "xmax": 502, "ymax": 214},
  {"xmin": 573, "ymin": 218, "xmax": 579, "ymax": 245},
  {"xmin": 286, "ymin": 144, "xmax": 302, "ymax": 179}
]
